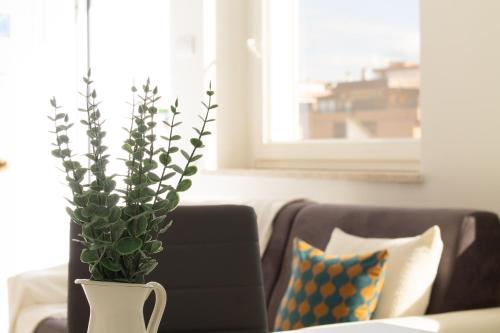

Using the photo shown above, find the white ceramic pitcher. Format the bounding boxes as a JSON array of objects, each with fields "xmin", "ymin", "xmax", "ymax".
[{"xmin": 76, "ymin": 279, "xmax": 167, "ymax": 333}]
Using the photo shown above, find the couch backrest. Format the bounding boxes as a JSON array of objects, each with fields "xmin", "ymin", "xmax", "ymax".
[
  {"xmin": 261, "ymin": 200, "xmax": 312, "ymax": 304},
  {"xmin": 266, "ymin": 204, "xmax": 500, "ymax": 327},
  {"xmin": 68, "ymin": 205, "xmax": 268, "ymax": 333}
]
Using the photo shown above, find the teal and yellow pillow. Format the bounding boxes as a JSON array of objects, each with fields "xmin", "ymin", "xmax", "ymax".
[{"xmin": 274, "ymin": 238, "xmax": 388, "ymax": 331}]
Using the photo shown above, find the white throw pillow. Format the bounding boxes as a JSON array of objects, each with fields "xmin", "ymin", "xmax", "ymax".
[{"xmin": 325, "ymin": 226, "xmax": 443, "ymax": 319}]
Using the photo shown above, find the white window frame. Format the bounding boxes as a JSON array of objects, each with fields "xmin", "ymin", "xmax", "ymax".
[{"xmin": 252, "ymin": 0, "xmax": 421, "ymax": 173}]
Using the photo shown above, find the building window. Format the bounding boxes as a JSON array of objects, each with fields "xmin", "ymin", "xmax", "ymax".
[
  {"xmin": 333, "ymin": 123, "xmax": 346, "ymax": 138},
  {"xmin": 265, "ymin": 0, "xmax": 420, "ymax": 142},
  {"xmin": 361, "ymin": 121, "xmax": 377, "ymax": 136}
]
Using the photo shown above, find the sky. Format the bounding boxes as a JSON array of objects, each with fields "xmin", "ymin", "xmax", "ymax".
[
  {"xmin": 298, "ymin": 0, "xmax": 420, "ymax": 83},
  {"xmin": 0, "ymin": 14, "xmax": 10, "ymax": 37}
]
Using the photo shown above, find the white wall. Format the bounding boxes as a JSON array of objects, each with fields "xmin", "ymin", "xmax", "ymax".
[
  {"xmin": 215, "ymin": 0, "xmax": 252, "ymax": 168},
  {"xmin": 186, "ymin": 0, "xmax": 500, "ymax": 215},
  {"xmin": 0, "ymin": 0, "xmax": 80, "ymax": 328}
]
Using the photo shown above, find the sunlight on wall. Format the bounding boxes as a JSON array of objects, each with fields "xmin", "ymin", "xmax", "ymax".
[
  {"xmin": 0, "ymin": 0, "xmax": 78, "ymax": 329},
  {"xmin": 89, "ymin": 0, "xmax": 171, "ymax": 186},
  {"xmin": 0, "ymin": 0, "xmax": 215, "ymax": 329}
]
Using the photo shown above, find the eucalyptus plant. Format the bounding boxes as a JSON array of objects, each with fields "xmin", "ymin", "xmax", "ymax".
[{"xmin": 49, "ymin": 69, "xmax": 217, "ymax": 283}]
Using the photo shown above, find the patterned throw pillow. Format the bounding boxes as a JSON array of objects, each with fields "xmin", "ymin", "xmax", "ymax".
[{"xmin": 274, "ymin": 238, "xmax": 389, "ymax": 331}]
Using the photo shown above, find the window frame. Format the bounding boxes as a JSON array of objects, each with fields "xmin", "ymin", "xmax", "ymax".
[{"xmin": 253, "ymin": 0, "xmax": 421, "ymax": 173}]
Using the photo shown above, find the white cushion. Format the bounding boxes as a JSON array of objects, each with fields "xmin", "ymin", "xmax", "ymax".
[{"xmin": 325, "ymin": 226, "xmax": 443, "ymax": 319}]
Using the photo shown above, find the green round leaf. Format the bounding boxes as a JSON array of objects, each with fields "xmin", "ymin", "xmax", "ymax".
[
  {"xmin": 146, "ymin": 240, "xmax": 163, "ymax": 253},
  {"xmin": 191, "ymin": 154, "xmax": 203, "ymax": 162},
  {"xmin": 88, "ymin": 193, "xmax": 99, "ymax": 205},
  {"xmin": 101, "ymin": 258, "xmax": 122, "ymax": 272},
  {"xmin": 90, "ymin": 264, "xmax": 103, "ymax": 280},
  {"xmin": 73, "ymin": 208, "xmax": 88, "ymax": 223},
  {"xmin": 111, "ymin": 220, "xmax": 125, "ymax": 241},
  {"xmin": 127, "ymin": 215, "xmax": 148, "ymax": 237},
  {"xmin": 57, "ymin": 135, "xmax": 69, "ymax": 144},
  {"xmin": 74, "ymin": 168, "xmax": 88, "ymax": 182},
  {"xmin": 122, "ymin": 143, "xmax": 133, "ymax": 154},
  {"xmin": 152, "ymin": 200, "xmax": 169, "ymax": 211},
  {"xmin": 148, "ymin": 172, "xmax": 160, "ymax": 182},
  {"xmin": 107, "ymin": 194, "xmax": 120, "ymax": 207},
  {"xmin": 51, "ymin": 149, "xmax": 62, "ymax": 158},
  {"xmin": 80, "ymin": 249, "xmax": 99, "ymax": 264},
  {"xmin": 143, "ymin": 160, "xmax": 158, "ymax": 172},
  {"xmin": 95, "ymin": 206, "xmax": 110, "ymax": 218},
  {"xmin": 190, "ymin": 138, "xmax": 203, "ymax": 148},
  {"xmin": 151, "ymin": 214, "xmax": 167, "ymax": 225},
  {"xmin": 104, "ymin": 178, "xmax": 116, "ymax": 193},
  {"xmin": 91, "ymin": 217, "xmax": 108, "ymax": 229},
  {"xmin": 131, "ymin": 174, "xmax": 147, "ymax": 186},
  {"xmin": 68, "ymin": 181, "xmax": 83, "ymax": 194},
  {"xmin": 177, "ymin": 179, "xmax": 192, "ymax": 192},
  {"xmin": 138, "ymin": 259, "xmax": 158, "ymax": 275},
  {"xmin": 115, "ymin": 237, "xmax": 143, "ymax": 255},
  {"xmin": 171, "ymin": 164, "xmax": 184, "ymax": 174},
  {"xmin": 166, "ymin": 191, "xmax": 180, "ymax": 211},
  {"xmin": 184, "ymin": 166, "xmax": 197, "ymax": 176},
  {"xmin": 66, "ymin": 207, "xmax": 74, "ymax": 217},
  {"xmin": 82, "ymin": 225, "xmax": 95, "ymax": 240},
  {"xmin": 108, "ymin": 206, "xmax": 122, "ymax": 222},
  {"xmin": 159, "ymin": 153, "xmax": 171, "ymax": 166}
]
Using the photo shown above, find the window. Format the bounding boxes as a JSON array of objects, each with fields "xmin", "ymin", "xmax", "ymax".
[
  {"xmin": 255, "ymin": 0, "xmax": 421, "ymax": 172},
  {"xmin": 333, "ymin": 123, "xmax": 346, "ymax": 138}
]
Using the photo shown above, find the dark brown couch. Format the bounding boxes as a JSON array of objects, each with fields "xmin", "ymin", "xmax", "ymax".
[
  {"xmin": 35, "ymin": 202, "xmax": 500, "ymax": 332},
  {"xmin": 263, "ymin": 202, "xmax": 500, "ymax": 328}
]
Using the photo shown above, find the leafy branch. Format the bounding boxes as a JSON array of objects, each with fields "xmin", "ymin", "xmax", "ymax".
[
  {"xmin": 50, "ymin": 71, "xmax": 217, "ymax": 283},
  {"xmin": 176, "ymin": 82, "xmax": 217, "ymax": 193}
]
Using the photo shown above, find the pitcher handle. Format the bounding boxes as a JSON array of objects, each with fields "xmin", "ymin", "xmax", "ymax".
[{"xmin": 146, "ymin": 282, "xmax": 167, "ymax": 333}]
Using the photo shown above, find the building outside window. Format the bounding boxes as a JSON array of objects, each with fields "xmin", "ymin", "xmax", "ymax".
[
  {"xmin": 257, "ymin": 0, "xmax": 421, "ymax": 171},
  {"xmin": 285, "ymin": 0, "xmax": 420, "ymax": 141},
  {"xmin": 307, "ymin": 62, "xmax": 420, "ymax": 139}
]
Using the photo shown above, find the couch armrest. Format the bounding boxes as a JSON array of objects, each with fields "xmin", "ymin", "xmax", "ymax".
[
  {"xmin": 295, "ymin": 307, "xmax": 500, "ymax": 333},
  {"xmin": 14, "ymin": 303, "xmax": 66, "ymax": 333},
  {"xmin": 377, "ymin": 307, "xmax": 500, "ymax": 333},
  {"xmin": 8, "ymin": 264, "xmax": 68, "ymax": 333},
  {"xmin": 429, "ymin": 307, "xmax": 500, "ymax": 332}
]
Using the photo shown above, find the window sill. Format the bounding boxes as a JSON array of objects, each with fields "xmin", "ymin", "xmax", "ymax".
[{"xmin": 203, "ymin": 168, "xmax": 423, "ymax": 184}]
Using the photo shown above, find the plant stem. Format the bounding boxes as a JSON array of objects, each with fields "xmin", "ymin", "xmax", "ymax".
[
  {"xmin": 52, "ymin": 106, "xmax": 75, "ymax": 185},
  {"xmin": 176, "ymin": 94, "xmax": 212, "ymax": 190},
  {"xmin": 85, "ymin": 81, "xmax": 97, "ymax": 161},
  {"xmin": 148, "ymin": 92, "xmax": 157, "ymax": 164},
  {"xmin": 90, "ymin": 94, "xmax": 106, "ymax": 182},
  {"xmin": 127, "ymin": 88, "xmax": 149, "ymax": 205},
  {"xmin": 126, "ymin": 90, "xmax": 136, "ymax": 195},
  {"xmin": 153, "ymin": 111, "xmax": 177, "ymax": 205}
]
